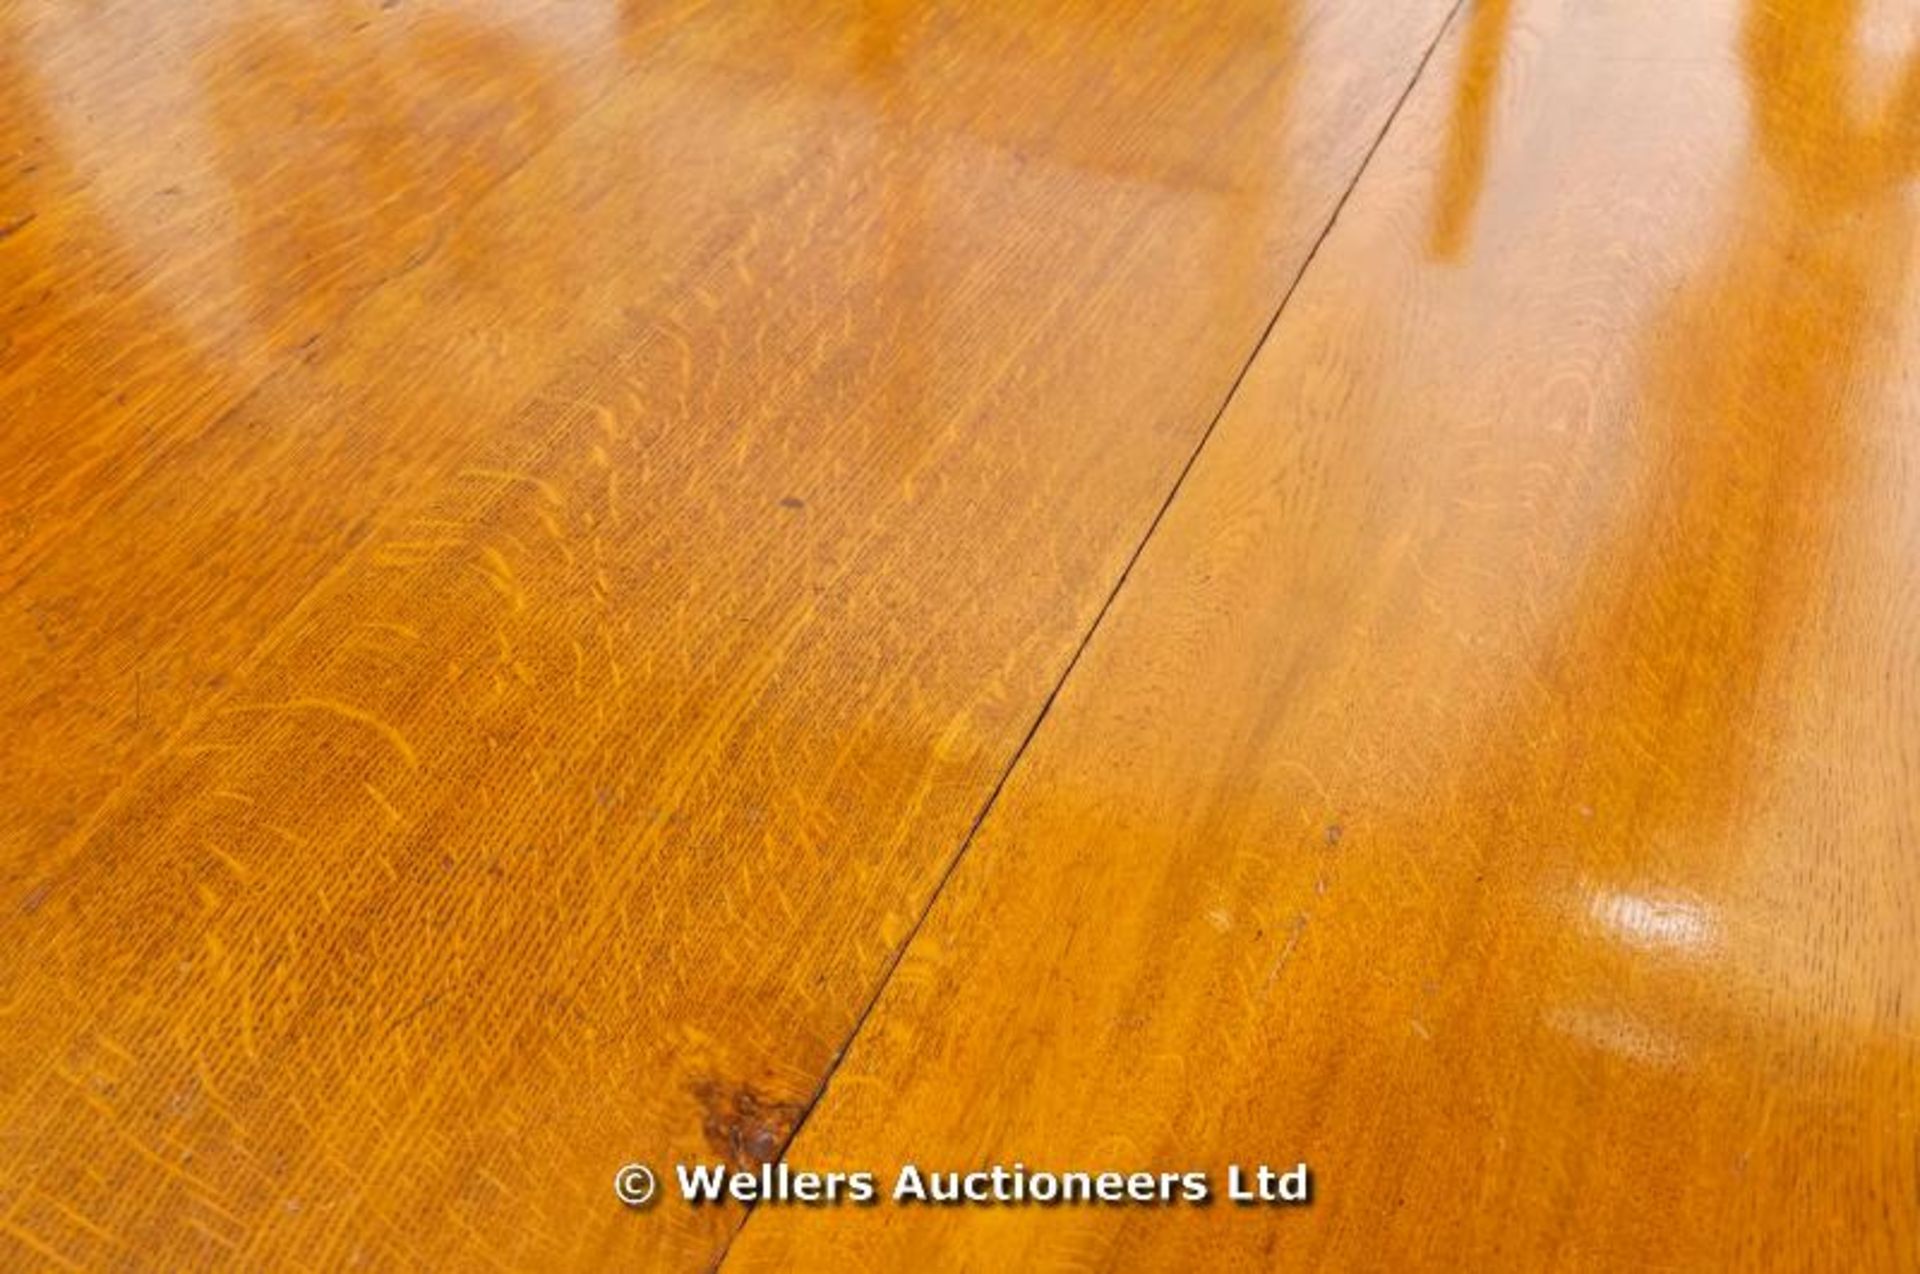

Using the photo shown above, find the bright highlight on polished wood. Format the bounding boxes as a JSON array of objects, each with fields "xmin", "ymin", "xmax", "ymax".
[{"xmin": 3, "ymin": 0, "xmax": 1916, "ymax": 1269}]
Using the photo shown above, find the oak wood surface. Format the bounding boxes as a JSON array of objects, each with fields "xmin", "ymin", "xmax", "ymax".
[
  {"xmin": 0, "ymin": 0, "xmax": 692, "ymax": 883},
  {"xmin": 0, "ymin": 0, "xmax": 1460, "ymax": 1268},
  {"xmin": 729, "ymin": 0, "xmax": 1920, "ymax": 1268}
]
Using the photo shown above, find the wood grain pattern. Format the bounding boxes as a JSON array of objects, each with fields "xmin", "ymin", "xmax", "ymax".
[
  {"xmin": 731, "ymin": 0, "xmax": 1920, "ymax": 1268},
  {"xmin": 0, "ymin": 0, "xmax": 691, "ymax": 882},
  {"xmin": 0, "ymin": 1, "xmax": 1460, "ymax": 1268}
]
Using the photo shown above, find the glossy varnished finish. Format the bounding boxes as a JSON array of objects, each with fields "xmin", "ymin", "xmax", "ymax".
[
  {"xmin": 0, "ymin": 0, "xmax": 1463, "ymax": 1268},
  {"xmin": 0, "ymin": 0, "xmax": 682, "ymax": 885},
  {"xmin": 734, "ymin": 0, "xmax": 1920, "ymax": 1269}
]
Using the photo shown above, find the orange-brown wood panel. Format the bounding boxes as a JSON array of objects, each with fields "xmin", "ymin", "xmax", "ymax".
[
  {"xmin": 0, "ymin": 0, "xmax": 662, "ymax": 543},
  {"xmin": 0, "ymin": 1, "xmax": 1459, "ymax": 1268},
  {"xmin": 729, "ymin": 0, "xmax": 1920, "ymax": 1268},
  {"xmin": 0, "ymin": 0, "xmax": 698, "ymax": 879}
]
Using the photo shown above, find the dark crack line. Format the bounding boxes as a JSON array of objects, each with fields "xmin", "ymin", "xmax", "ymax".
[{"xmin": 705, "ymin": 6, "xmax": 1469, "ymax": 1267}]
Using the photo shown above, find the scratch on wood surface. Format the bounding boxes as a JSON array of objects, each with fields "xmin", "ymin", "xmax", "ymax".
[
  {"xmin": 224, "ymin": 698, "xmax": 421, "ymax": 770},
  {"xmin": 199, "ymin": 840, "xmax": 251, "ymax": 883},
  {"xmin": 182, "ymin": 1217, "xmax": 238, "ymax": 1253},
  {"xmin": 459, "ymin": 466, "xmax": 563, "ymax": 507},
  {"xmin": 262, "ymin": 824, "xmax": 312, "ymax": 852},
  {"xmin": 361, "ymin": 782, "xmax": 405, "ymax": 826},
  {"xmin": 1273, "ymin": 757, "xmax": 1333, "ymax": 806},
  {"xmin": 237, "ymin": 975, "xmax": 258, "ymax": 1061},
  {"xmin": 475, "ymin": 545, "xmax": 526, "ymax": 611},
  {"xmin": 1258, "ymin": 913, "xmax": 1311, "ymax": 1000},
  {"xmin": 203, "ymin": 932, "xmax": 232, "ymax": 980}
]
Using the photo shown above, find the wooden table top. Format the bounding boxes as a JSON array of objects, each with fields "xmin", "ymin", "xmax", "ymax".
[{"xmin": 2, "ymin": 0, "xmax": 1914, "ymax": 1268}]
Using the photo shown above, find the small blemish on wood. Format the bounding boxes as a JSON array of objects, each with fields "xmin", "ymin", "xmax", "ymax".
[
  {"xmin": 779, "ymin": 496, "xmax": 805, "ymax": 510},
  {"xmin": 693, "ymin": 1081, "xmax": 806, "ymax": 1169}
]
